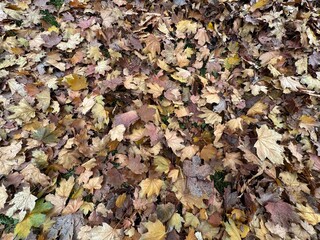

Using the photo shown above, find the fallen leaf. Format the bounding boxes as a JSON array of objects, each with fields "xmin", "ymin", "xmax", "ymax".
[
  {"xmin": 140, "ymin": 220, "xmax": 166, "ymax": 240},
  {"xmin": 254, "ymin": 125, "xmax": 284, "ymax": 165},
  {"xmin": 139, "ymin": 178, "xmax": 164, "ymax": 198}
]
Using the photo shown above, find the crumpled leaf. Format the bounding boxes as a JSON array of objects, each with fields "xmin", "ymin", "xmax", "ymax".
[{"xmin": 165, "ymin": 129, "xmax": 185, "ymax": 154}]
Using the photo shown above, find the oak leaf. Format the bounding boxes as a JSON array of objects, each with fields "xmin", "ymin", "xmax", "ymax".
[{"xmin": 254, "ymin": 125, "xmax": 284, "ymax": 165}]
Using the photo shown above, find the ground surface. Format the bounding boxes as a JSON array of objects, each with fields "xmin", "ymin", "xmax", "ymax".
[{"xmin": 0, "ymin": 0, "xmax": 320, "ymax": 239}]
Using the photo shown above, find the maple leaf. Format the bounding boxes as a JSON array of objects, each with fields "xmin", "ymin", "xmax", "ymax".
[
  {"xmin": 109, "ymin": 124, "xmax": 126, "ymax": 142},
  {"xmin": 63, "ymin": 74, "xmax": 88, "ymax": 91},
  {"xmin": 21, "ymin": 164, "xmax": 50, "ymax": 187},
  {"xmin": 254, "ymin": 125, "xmax": 284, "ymax": 165},
  {"xmin": 265, "ymin": 201, "xmax": 299, "ymax": 228},
  {"xmin": 139, "ymin": 178, "xmax": 164, "ymax": 198},
  {"xmin": 56, "ymin": 176, "xmax": 75, "ymax": 198},
  {"xmin": 78, "ymin": 222, "xmax": 122, "ymax": 240},
  {"xmin": 0, "ymin": 185, "xmax": 8, "ymax": 209},
  {"xmin": 184, "ymin": 212, "xmax": 200, "ymax": 228},
  {"xmin": 47, "ymin": 213, "xmax": 84, "ymax": 240},
  {"xmin": 140, "ymin": 220, "xmax": 166, "ymax": 240},
  {"xmin": 14, "ymin": 199, "xmax": 52, "ymax": 239},
  {"xmin": 296, "ymin": 203, "xmax": 320, "ymax": 225},
  {"xmin": 168, "ymin": 213, "xmax": 184, "ymax": 232},
  {"xmin": 165, "ymin": 129, "xmax": 185, "ymax": 154},
  {"xmin": 154, "ymin": 156, "xmax": 170, "ymax": 174},
  {"xmin": 8, "ymin": 99, "xmax": 36, "ymax": 124},
  {"xmin": 176, "ymin": 20, "xmax": 197, "ymax": 35},
  {"xmin": 57, "ymin": 33, "xmax": 83, "ymax": 51},
  {"xmin": 143, "ymin": 34, "xmax": 161, "ymax": 58},
  {"xmin": 6, "ymin": 187, "xmax": 37, "ymax": 221},
  {"xmin": 83, "ymin": 176, "xmax": 103, "ymax": 194},
  {"xmin": 279, "ymin": 76, "xmax": 303, "ymax": 93}
]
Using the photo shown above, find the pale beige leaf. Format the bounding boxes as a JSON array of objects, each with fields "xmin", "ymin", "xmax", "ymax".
[
  {"xmin": 168, "ymin": 213, "xmax": 184, "ymax": 232},
  {"xmin": 36, "ymin": 88, "xmax": 51, "ymax": 111},
  {"xmin": 78, "ymin": 222, "xmax": 122, "ymax": 240},
  {"xmin": 6, "ymin": 187, "xmax": 37, "ymax": 221},
  {"xmin": 109, "ymin": 124, "xmax": 126, "ymax": 142},
  {"xmin": 8, "ymin": 99, "xmax": 36, "ymax": 124},
  {"xmin": 0, "ymin": 185, "xmax": 8, "ymax": 209},
  {"xmin": 165, "ymin": 129, "xmax": 184, "ymax": 154},
  {"xmin": 279, "ymin": 76, "xmax": 303, "ymax": 93},
  {"xmin": 83, "ymin": 176, "xmax": 103, "ymax": 194},
  {"xmin": 147, "ymin": 82, "xmax": 164, "ymax": 98},
  {"xmin": 254, "ymin": 125, "xmax": 284, "ymax": 164},
  {"xmin": 21, "ymin": 164, "xmax": 50, "ymax": 187},
  {"xmin": 198, "ymin": 109, "xmax": 222, "ymax": 125}
]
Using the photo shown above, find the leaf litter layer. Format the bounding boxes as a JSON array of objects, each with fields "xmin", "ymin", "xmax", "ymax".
[{"xmin": 0, "ymin": 0, "xmax": 320, "ymax": 239}]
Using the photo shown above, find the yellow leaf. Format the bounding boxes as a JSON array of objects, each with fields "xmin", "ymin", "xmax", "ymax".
[
  {"xmin": 147, "ymin": 82, "xmax": 164, "ymax": 98},
  {"xmin": 225, "ymin": 219, "xmax": 241, "ymax": 240},
  {"xmin": 247, "ymin": 101, "xmax": 268, "ymax": 116},
  {"xmin": 168, "ymin": 169, "xmax": 179, "ymax": 182},
  {"xmin": 224, "ymin": 54, "xmax": 241, "ymax": 70},
  {"xmin": 56, "ymin": 176, "xmax": 75, "ymax": 198},
  {"xmin": 176, "ymin": 20, "xmax": 197, "ymax": 34},
  {"xmin": 83, "ymin": 176, "xmax": 103, "ymax": 194},
  {"xmin": 8, "ymin": 98, "xmax": 36, "ymax": 124},
  {"xmin": 139, "ymin": 178, "xmax": 164, "ymax": 198},
  {"xmin": 250, "ymin": 0, "xmax": 270, "ymax": 12},
  {"xmin": 296, "ymin": 203, "xmax": 320, "ymax": 225},
  {"xmin": 116, "ymin": 193, "xmax": 126, "ymax": 208},
  {"xmin": 64, "ymin": 74, "xmax": 88, "ymax": 91},
  {"xmin": 184, "ymin": 212, "xmax": 200, "ymax": 228},
  {"xmin": 154, "ymin": 156, "xmax": 170, "ymax": 174},
  {"xmin": 254, "ymin": 125, "xmax": 284, "ymax": 165},
  {"xmin": 168, "ymin": 213, "xmax": 184, "ymax": 232},
  {"xmin": 80, "ymin": 201, "xmax": 94, "ymax": 215},
  {"xmin": 226, "ymin": 118, "xmax": 243, "ymax": 132},
  {"xmin": 14, "ymin": 217, "xmax": 33, "ymax": 239},
  {"xmin": 200, "ymin": 144, "xmax": 216, "ymax": 161},
  {"xmin": 141, "ymin": 220, "xmax": 166, "ymax": 240}
]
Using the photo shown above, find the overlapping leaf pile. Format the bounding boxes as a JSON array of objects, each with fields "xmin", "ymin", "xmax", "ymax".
[{"xmin": 0, "ymin": 0, "xmax": 320, "ymax": 239}]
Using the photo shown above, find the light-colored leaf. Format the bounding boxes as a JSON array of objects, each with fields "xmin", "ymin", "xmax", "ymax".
[
  {"xmin": 141, "ymin": 220, "xmax": 166, "ymax": 240},
  {"xmin": 139, "ymin": 178, "xmax": 164, "ymax": 198}
]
